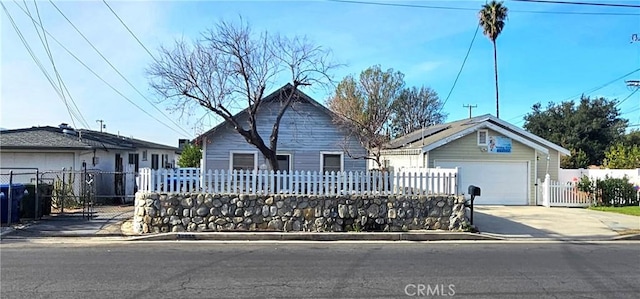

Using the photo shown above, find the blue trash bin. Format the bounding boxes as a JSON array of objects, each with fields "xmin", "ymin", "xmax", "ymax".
[{"xmin": 1, "ymin": 184, "xmax": 26, "ymax": 224}]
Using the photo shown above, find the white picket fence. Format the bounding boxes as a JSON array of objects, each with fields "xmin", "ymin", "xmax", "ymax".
[
  {"xmin": 539, "ymin": 175, "xmax": 592, "ymax": 207},
  {"xmin": 138, "ymin": 168, "xmax": 458, "ymax": 196}
]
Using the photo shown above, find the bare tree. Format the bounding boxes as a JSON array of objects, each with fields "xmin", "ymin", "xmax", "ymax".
[
  {"xmin": 148, "ymin": 18, "xmax": 337, "ymax": 170},
  {"xmin": 327, "ymin": 65, "xmax": 404, "ymax": 169},
  {"xmin": 390, "ymin": 86, "xmax": 447, "ymax": 137}
]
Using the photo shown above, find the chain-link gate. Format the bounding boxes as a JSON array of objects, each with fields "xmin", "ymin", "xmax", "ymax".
[{"xmin": 1, "ymin": 163, "xmax": 136, "ymax": 228}]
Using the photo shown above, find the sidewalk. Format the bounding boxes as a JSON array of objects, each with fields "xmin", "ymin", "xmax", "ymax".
[
  {"xmin": 2, "ymin": 206, "xmax": 638, "ymax": 242},
  {"xmin": 473, "ymin": 206, "xmax": 640, "ymax": 241},
  {"xmin": 0, "ymin": 206, "xmax": 134, "ymax": 240}
]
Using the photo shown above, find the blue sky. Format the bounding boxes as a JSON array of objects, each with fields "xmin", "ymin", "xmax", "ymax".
[{"xmin": 2, "ymin": 0, "xmax": 639, "ymax": 147}]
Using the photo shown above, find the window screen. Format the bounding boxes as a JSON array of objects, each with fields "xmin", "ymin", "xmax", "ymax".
[
  {"xmin": 322, "ymin": 154, "xmax": 342, "ymax": 173},
  {"xmin": 232, "ymin": 153, "xmax": 255, "ymax": 170}
]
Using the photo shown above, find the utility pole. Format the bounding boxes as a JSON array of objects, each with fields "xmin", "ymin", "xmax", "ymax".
[
  {"xmin": 96, "ymin": 120, "xmax": 105, "ymax": 132},
  {"xmin": 463, "ymin": 104, "xmax": 477, "ymax": 119}
]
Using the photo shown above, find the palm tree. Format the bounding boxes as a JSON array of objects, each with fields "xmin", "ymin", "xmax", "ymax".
[{"xmin": 479, "ymin": 1, "xmax": 508, "ymax": 119}]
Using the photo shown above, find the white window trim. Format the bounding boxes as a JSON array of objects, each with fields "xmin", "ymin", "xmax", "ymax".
[
  {"xmin": 477, "ymin": 130, "xmax": 488, "ymax": 146},
  {"xmin": 276, "ymin": 153, "xmax": 293, "ymax": 172},
  {"xmin": 320, "ymin": 151, "xmax": 344, "ymax": 173},
  {"xmin": 229, "ymin": 151, "xmax": 258, "ymax": 171}
]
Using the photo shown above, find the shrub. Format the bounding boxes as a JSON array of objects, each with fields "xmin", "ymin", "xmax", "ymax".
[{"xmin": 577, "ymin": 175, "xmax": 638, "ymax": 207}]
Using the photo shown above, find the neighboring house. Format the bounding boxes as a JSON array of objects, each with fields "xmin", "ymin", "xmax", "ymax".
[
  {"xmin": 0, "ymin": 124, "xmax": 180, "ymax": 199},
  {"xmin": 196, "ymin": 84, "xmax": 367, "ymax": 173},
  {"xmin": 378, "ymin": 114, "xmax": 570, "ymax": 206}
]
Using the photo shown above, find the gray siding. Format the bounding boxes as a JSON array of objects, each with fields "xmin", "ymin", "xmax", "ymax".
[
  {"xmin": 204, "ymin": 100, "xmax": 367, "ymax": 172},
  {"xmin": 427, "ymin": 129, "xmax": 537, "ymax": 205}
]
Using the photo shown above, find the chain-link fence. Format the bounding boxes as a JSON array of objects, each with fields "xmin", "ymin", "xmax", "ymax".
[{"xmin": 1, "ymin": 165, "xmax": 136, "ymax": 226}]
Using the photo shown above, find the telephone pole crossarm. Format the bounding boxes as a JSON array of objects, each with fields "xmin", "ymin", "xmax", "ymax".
[{"xmin": 463, "ymin": 104, "xmax": 478, "ymax": 119}]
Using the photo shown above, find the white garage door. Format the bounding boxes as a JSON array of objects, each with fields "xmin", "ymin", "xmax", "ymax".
[
  {"xmin": 435, "ymin": 161, "xmax": 528, "ymax": 205},
  {"xmin": 1, "ymin": 152, "xmax": 75, "ymax": 172}
]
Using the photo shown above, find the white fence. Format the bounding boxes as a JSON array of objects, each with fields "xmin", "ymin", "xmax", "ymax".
[
  {"xmin": 138, "ymin": 168, "xmax": 458, "ymax": 196},
  {"xmin": 559, "ymin": 168, "xmax": 640, "ymax": 185},
  {"xmin": 539, "ymin": 175, "xmax": 592, "ymax": 207}
]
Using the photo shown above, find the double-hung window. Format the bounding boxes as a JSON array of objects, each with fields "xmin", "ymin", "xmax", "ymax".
[{"xmin": 321, "ymin": 152, "xmax": 343, "ymax": 173}]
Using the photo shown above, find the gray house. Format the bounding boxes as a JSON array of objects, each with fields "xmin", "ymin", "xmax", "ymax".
[{"xmin": 196, "ymin": 84, "xmax": 367, "ymax": 173}]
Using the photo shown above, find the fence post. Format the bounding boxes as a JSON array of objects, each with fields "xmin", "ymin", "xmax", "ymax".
[
  {"xmin": 35, "ymin": 170, "xmax": 39, "ymax": 220},
  {"xmin": 61, "ymin": 168, "xmax": 66, "ymax": 214},
  {"xmin": 7, "ymin": 171, "xmax": 13, "ymax": 227},
  {"xmin": 543, "ymin": 174, "xmax": 551, "ymax": 208}
]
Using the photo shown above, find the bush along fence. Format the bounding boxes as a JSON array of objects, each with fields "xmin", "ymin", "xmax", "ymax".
[
  {"xmin": 576, "ymin": 175, "xmax": 639, "ymax": 207},
  {"xmin": 133, "ymin": 193, "xmax": 470, "ymax": 234},
  {"xmin": 138, "ymin": 168, "xmax": 459, "ymax": 196},
  {"xmin": 540, "ymin": 174, "xmax": 640, "ymax": 207}
]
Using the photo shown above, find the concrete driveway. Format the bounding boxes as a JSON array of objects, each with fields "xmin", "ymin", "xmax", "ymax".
[{"xmin": 474, "ymin": 206, "xmax": 640, "ymax": 240}]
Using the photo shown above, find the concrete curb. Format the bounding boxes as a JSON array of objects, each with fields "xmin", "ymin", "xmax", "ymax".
[
  {"xmin": 126, "ymin": 231, "xmax": 503, "ymax": 242},
  {"xmin": 611, "ymin": 233, "xmax": 640, "ymax": 241}
]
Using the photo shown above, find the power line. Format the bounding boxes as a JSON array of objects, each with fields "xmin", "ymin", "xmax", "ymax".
[
  {"xmin": 46, "ymin": 0, "xmax": 192, "ymax": 137},
  {"xmin": 439, "ymin": 24, "xmax": 480, "ymax": 114},
  {"xmin": 506, "ymin": 112, "xmax": 527, "ymax": 122},
  {"xmin": 101, "ymin": 0, "xmax": 157, "ymax": 61},
  {"xmin": 11, "ymin": 1, "xmax": 192, "ymax": 138},
  {"xmin": 1, "ymin": 2, "xmax": 80, "ymax": 127},
  {"xmin": 22, "ymin": 0, "xmax": 90, "ymax": 129},
  {"xmin": 615, "ymin": 88, "xmax": 639, "ymax": 107},
  {"xmin": 325, "ymin": 0, "xmax": 640, "ymax": 16},
  {"xmin": 560, "ymin": 68, "xmax": 640, "ymax": 102},
  {"xmin": 511, "ymin": 0, "xmax": 640, "ymax": 9}
]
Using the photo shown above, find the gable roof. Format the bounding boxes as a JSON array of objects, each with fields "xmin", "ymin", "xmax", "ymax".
[
  {"xmin": 385, "ymin": 114, "xmax": 570, "ymax": 156},
  {"xmin": 0, "ymin": 126, "xmax": 180, "ymax": 152},
  {"xmin": 195, "ymin": 84, "xmax": 335, "ymax": 142}
]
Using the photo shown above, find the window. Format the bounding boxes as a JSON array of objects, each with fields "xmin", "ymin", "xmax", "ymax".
[
  {"xmin": 477, "ymin": 130, "xmax": 488, "ymax": 146},
  {"xmin": 128, "ymin": 153, "xmax": 140, "ymax": 173},
  {"xmin": 277, "ymin": 154, "xmax": 291, "ymax": 172},
  {"xmin": 151, "ymin": 154, "xmax": 159, "ymax": 170},
  {"xmin": 321, "ymin": 152, "xmax": 343, "ymax": 173},
  {"xmin": 231, "ymin": 152, "xmax": 257, "ymax": 171},
  {"xmin": 142, "ymin": 150, "xmax": 148, "ymax": 161}
]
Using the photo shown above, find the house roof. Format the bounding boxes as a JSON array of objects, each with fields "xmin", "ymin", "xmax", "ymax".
[
  {"xmin": 194, "ymin": 84, "xmax": 335, "ymax": 142},
  {"xmin": 385, "ymin": 114, "xmax": 571, "ymax": 156},
  {"xmin": 0, "ymin": 126, "xmax": 180, "ymax": 152}
]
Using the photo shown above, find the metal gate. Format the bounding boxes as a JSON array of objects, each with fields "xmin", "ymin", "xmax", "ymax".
[{"xmin": 1, "ymin": 163, "xmax": 136, "ymax": 226}]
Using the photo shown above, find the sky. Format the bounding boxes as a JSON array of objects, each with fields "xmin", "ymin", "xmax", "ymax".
[{"xmin": 1, "ymin": 0, "xmax": 639, "ymax": 147}]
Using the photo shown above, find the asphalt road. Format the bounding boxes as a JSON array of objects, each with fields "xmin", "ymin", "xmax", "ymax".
[{"xmin": 1, "ymin": 241, "xmax": 639, "ymax": 298}]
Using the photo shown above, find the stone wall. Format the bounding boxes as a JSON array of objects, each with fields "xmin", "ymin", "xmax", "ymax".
[{"xmin": 133, "ymin": 193, "xmax": 469, "ymax": 234}]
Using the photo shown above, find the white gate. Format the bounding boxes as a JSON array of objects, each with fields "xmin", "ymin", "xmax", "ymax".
[{"xmin": 538, "ymin": 175, "xmax": 592, "ymax": 207}]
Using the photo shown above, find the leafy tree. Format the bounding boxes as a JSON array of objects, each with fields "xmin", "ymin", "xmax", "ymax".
[
  {"xmin": 523, "ymin": 95, "xmax": 628, "ymax": 167},
  {"xmin": 561, "ymin": 149, "xmax": 590, "ymax": 169},
  {"xmin": 478, "ymin": 0, "xmax": 508, "ymax": 118},
  {"xmin": 390, "ymin": 86, "xmax": 446, "ymax": 137},
  {"xmin": 148, "ymin": 18, "xmax": 337, "ymax": 170},
  {"xmin": 623, "ymin": 129, "xmax": 640, "ymax": 146},
  {"xmin": 177, "ymin": 144, "xmax": 202, "ymax": 168},
  {"xmin": 603, "ymin": 143, "xmax": 640, "ymax": 169},
  {"xmin": 327, "ymin": 65, "xmax": 404, "ymax": 169}
]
